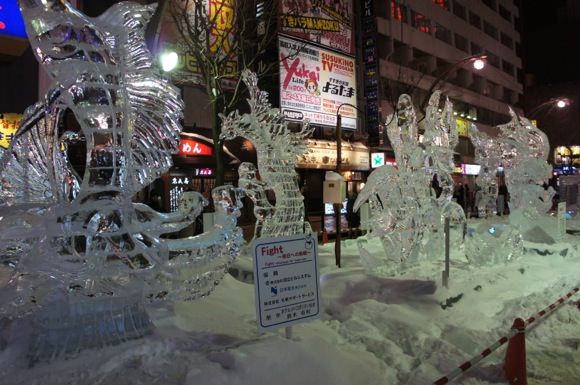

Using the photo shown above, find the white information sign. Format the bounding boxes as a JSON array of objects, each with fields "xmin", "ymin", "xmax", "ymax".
[
  {"xmin": 558, "ymin": 202, "xmax": 566, "ymax": 239},
  {"xmin": 252, "ymin": 233, "xmax": 321, "ymax": 332}
]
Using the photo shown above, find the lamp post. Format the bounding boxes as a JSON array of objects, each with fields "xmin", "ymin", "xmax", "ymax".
[
  {"xmin": 527, "ymin": 97, "xmax": 571, "ymax": 117},
  {"xmin": 334, "ymin": 102, "xmax": 362, "ymax": 268},
  {"xmin": 419, "ymin": 54, "xmax": 487, "ymax": 117}
]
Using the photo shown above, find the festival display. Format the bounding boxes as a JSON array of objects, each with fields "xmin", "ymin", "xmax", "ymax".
[
  {"xmin": 354, "ymin": 93, "xmax": 465, "ymax": 270},
  {"xmin": 0, "ymin": 0, "xmax": 243, "ymax": 358},
  {"xmin": 221, "ymin": 70, "xmax": 314, "ymax": 240}
]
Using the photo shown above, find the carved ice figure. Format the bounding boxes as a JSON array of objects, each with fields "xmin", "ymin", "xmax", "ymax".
[
  {"xmin": 497, "ymin": 108, "xmax": 554, "ymax": 220},
  {"xmin": 0, "ymin": 0, "xmax": 242, "ymax": 357},
  {"xmin": 354, "ymin": 93, "xmax": 465, "ymax": 269},
  {"xmin": 469, "ymin": 125, "xmax": 502, "ymax": 218},
  {"xmin": 221, "ymin": 70, "xmax": 314, "ymax": 239}
]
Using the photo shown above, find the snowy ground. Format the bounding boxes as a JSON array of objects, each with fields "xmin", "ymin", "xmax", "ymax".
[{"xmin": 1, "ymin": 217, "xmax": 579, "ymax": 385}]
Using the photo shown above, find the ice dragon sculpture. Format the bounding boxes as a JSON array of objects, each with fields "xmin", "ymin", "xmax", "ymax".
[
  {"xmin": 354, "ymin": 93, "xmax": 465, "ymax": 269},
  {"xmin": 221, "ymin": 70, "xmax": 314, "ymax": 240},
  {"xmin": 0, "ymin": 0, "xmax": 243, "ymax": 355}
]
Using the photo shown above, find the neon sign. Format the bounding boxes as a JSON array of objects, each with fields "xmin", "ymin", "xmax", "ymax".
[
  {"xmin": 0, "ymin": 1, "xmax": 26, "ymax": 38},
  {"xmin": 178, "ymin": 138, "xmax": 213, "ymax": 156}
]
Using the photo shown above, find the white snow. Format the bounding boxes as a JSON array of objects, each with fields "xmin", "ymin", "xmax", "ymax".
[{"xmin": 1, "ymin": 217, "xmax": 579, "ymax": 385}]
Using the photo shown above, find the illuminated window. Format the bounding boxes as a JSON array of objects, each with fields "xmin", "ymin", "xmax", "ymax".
[
  {"xmin": 432, "ymin": 0, "xmax": 449, "ymax": 9},
  {"xmin": 391, "ymin": 0, "xmax": 408, "ymax": 22},
  {"xmin": 412, "ymin": 11, "xmax": 431, "ymax": 34}
]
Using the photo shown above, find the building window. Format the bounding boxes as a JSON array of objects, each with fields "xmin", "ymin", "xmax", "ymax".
[
  {"xmin": 485, "ymin": 50, "xmax": 500, "ymax": 68},
  {"xmin": 471, "ymin": 42, "xmax": 482, "ymax": 55},
  {"xmin": 482, "ymin": 0, "xmax": 496, "ymax": 11},
  {"xmin": 499, "ymin": 5, "xmax": 512, "ymax": 22},
  {"xmin": 432, "ymin": 0, "xmax": 449, "ymax": 10},
  {"xmin": 483, "ymin": 21, "xmax": 498, "ymax": 39},
  {"xmin": 502, "ymin": 60, "xmax": 515, "ymax": 77},
  {"xmin": 469, "ymin": 11, "xmax": 481, "ymax": 29},
  {"xmin": 435, "ymin": 24, "xmax": 452, "ymax": 44},
  {"xmin": 391, "ymin": 0, "xmax": 408, "ymax": 22},
  {"xmin": 454, "ymin": 33, "xmax": 469, "ymax": 52},
  {"xmin": 412, "ymin": 10, "xmax": 431, "ymax": 33},
  {"xmin": 500, "ymin": 32, "xmax": 513, "ymax": 49},
  {"xmin": 453, "ymin": 1, "xmax": 466, "ymax": 20}
]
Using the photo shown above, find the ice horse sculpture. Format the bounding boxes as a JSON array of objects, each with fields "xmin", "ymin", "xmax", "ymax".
[
  {"xmin": 354, "ymin": 93, "xmax": 465, "ymax": 269},
  {"xmin": 0, "ymin": 0, "xmax": 242, "ymax": 357},
  {"xmin": 221, "ymin": 70, "xmax": 313, "ymax": 240}
]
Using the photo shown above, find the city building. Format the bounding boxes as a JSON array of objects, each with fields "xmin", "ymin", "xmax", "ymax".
[{"xmin": 362, "ymin": 0, "xmax": 523, "ymax": 167}]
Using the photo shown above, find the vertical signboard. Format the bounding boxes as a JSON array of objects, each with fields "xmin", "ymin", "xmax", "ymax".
[
  {"xmin": 0, "ymin": 113, "xmax": 22, "ymax": 149},
  {"xmin": 279, "ymin": 36, "xmax": 357, "ymax": 129},
  {"xmin": 252, "ymin": 233, "xmax": 321, "ymax": 332},
  {"xmin": 0, "ymin": 0, "xmax": 26, "ymax": 38},
  {"xmin": 558, "ymin": 202, "xmax": 566, "ymax": 239},
  {"xmin": 361, "ymin": 0, "xmax": 380, "ymax": 146},
  {"xmin": 279, "ymin": 0, "xmax": 354, "ymax": 55}
]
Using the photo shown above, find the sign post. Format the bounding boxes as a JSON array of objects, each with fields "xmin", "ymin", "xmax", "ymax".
[
  {"xmin": 558, "ymin": 202, "xmax": 566, "ymax": 239},
  {"xmin": 252, "ymin": 233, "xmax": 321, "ymax": 335}
]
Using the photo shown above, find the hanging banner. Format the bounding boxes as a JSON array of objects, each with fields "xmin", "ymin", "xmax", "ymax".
[
  {"xmin": 279, "ymin": 36, "xmax": 357, "ymax": 130},
  {"xmin": 279, "ymin": 0, "xmax": 353, "ymax": 55},
  {"xmin": 0, "ymin": 113, "xmax": 22, "ymax": 149}
]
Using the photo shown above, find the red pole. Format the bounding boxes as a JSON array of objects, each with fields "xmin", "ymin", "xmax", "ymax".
[{"xmin": 503, "ymin": 318, "xmax": 527, "ymax": 385}]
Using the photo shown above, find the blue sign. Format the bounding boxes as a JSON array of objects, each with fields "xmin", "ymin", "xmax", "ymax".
[{"xmin": 0, "ymin": 1, "xmax": 27, "ymax": 38}]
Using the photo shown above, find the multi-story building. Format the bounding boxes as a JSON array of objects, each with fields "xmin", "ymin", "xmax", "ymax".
[{"xmin": 362, "ymin": 0, "xmax": 523, "ymax": 165}]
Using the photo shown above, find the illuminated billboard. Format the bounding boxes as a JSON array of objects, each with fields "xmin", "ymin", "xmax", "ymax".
[
  {"xmin": 0, "ymin": 113, "xmax": 22, "ymax": 149},
  {"xmin": 279, "ymin": 36, "xmax": 357, "ymax": 130},
  {"xmin": 0, "ymin": 1, "xmax": 26, "ymax": 38},
  {"xmin": 279, "ymin": 0, "xmax": 353, "ymax": 55},
  {"xmin": 157, "ymin": 0, "xmax": 237, "ymax": 87}
]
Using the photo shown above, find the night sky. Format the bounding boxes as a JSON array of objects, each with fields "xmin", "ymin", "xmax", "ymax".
[{"xmin": 521, "ymin": 0, "xmax": 580, "ymax": 85}]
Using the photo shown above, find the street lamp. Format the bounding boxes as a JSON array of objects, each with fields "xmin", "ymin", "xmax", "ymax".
[
  {"xmin": 334, "ymin": 102, "xmax": 362, "ymax": 268},
  {"xmin": 527, "ymin": 97, "xmax": 571, "ymax": 117},
  {"xmin": 419, "ymin": 54, "xmax": 487, "ymax": 117}
]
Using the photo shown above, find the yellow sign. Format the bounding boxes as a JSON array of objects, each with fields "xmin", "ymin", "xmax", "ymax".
[
  {"xmin": 0, "ymin": 113, "xmax": 22, "ymax": 149},
  {"xmin": 455, "ymin": 118, "xmax": 469, "ymax": 137}
]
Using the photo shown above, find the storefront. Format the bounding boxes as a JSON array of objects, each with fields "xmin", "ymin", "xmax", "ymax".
[{"xmin": 296, "ymin": 139, "xmax": 369, "ymax": 233}]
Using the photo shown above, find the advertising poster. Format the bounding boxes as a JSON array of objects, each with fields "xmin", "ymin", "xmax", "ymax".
[
  {"xmin": 279, "ymin": 36, "xmax": 357, "ymax": 130},
  {"xmin": 0, "ymin": 113, "xmax": 22, "ymax": 149},
  {"xmin": 280, "ymin": 0, "xmax": 353, "ymax": 55},
  {"xmin": 157, "ymin": 0, "xmax": 237, "ymax": 87}
]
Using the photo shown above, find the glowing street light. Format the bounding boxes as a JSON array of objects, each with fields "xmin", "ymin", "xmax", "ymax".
[
  {"xmin": 419, "ymin": 54, "xmax": 487, "ymax": 116},
  {"xmin": 528, "ymin": 97, "xmax": 572, "ymax": 117},
  {"xmin": 160, "ymin": 51, "xmax": 179, "ymax": 72}
]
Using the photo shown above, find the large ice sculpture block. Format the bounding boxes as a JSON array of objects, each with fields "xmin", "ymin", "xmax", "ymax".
[
  {"xmin": 0, "ymin": 0, "xmax": 243, "ymax": 358},
  {"xmin": 221, "ymin": 70, "xmax": 314, "ymax": 240},
  {"xmin": 354, "ymin": 93, "xmax": 465, "ymax": 270}
]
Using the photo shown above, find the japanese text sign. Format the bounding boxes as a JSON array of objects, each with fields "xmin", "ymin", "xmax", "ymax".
[
  {"xmin": 279, "ymin": 0, "xmax": 353, "ymax": 55},
  {"xmin": 252, "ymin": 233, "xmax": 321, "ymax": 332},
  {"xmin": 279, "ymin": 36, "xmax": 357, "ymax": 129},
  {"xmin": 0, "ymin": 113, "xmax": 22, "ymax": 149}
]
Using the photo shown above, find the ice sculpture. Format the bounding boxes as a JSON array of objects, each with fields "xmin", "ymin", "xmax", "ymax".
[
  {"xmin": 497, "ymin": 108, "xmax": 554, "ymax": 220},
  {"xmin": 464, "ymin": 109, "xmax": 553, "ymax": 264},
  {"xmin": 469, "ymin": 125, "xmax": 502, "ymax": 218},
  {"xmin": 0, "ymin": 0, "xmax": 242, "ymax": 356},
  {"xmin": 354, "ymin": 93, "xmax": 465, "ymax": 269},
  {"xmin": 221, "ymin": 70, "xmax": 313, "ymax": 239}
]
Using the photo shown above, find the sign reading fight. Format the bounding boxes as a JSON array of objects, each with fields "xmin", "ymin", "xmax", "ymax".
[
  {"xmin": 279, "ymin": 36, "xmax": 357, "ymax": 130},
  {"xmin": 0, "ymin": 113, "xmax": 22, "ymax": 149},
  {"xmin": 279, "ymin": 0, "xmax": 353, "ymax": 55},
  {"xmin": 252, "ymin": 233, "xmax": 321, "ymax": 332},
  {"xmin": 178, "ymin": 138, "xmax": 213, "ymax": 156}
]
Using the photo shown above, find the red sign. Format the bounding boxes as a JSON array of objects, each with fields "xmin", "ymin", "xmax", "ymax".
[{"xmin": 178, "ymin": 138, "xmax": 213, "ymax": 156}]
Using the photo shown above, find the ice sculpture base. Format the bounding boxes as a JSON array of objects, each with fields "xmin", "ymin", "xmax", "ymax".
[{"xmin": 27, "ymin": 291, "xmax": 151, "ymax": 364}]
